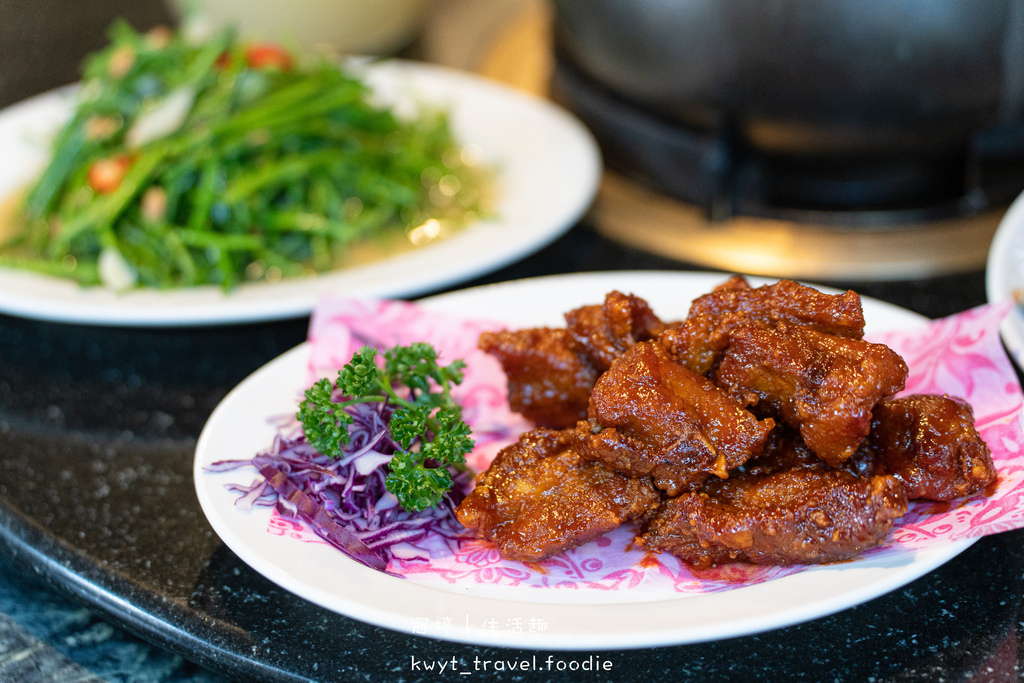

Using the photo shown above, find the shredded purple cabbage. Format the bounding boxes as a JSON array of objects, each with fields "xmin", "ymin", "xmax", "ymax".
[{"xmin": 208, "ymin": 400, "xmax": 470, "ymax": 573}]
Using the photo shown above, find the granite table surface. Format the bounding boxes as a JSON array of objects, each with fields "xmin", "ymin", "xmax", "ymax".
[
  {"xmin": 0, "ymin": 215, "xmax": 1020, "ymax": 683},
  {"xmin": 3, "ymin": 2, "xmax": 1024, "ymax": 682}
]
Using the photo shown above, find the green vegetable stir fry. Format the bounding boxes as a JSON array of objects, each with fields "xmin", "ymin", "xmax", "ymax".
[
  {"xmin": 1, "ymin": 21, "xmax": 489, "ymax": 290},
  {"xmin": 297, "ymin": 343, "xmax": 474, "ymax": 512}
]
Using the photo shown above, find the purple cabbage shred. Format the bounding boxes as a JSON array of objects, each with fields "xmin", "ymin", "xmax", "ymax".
[{"xmin": 208, "ymin": 400, "xmax": 470, "ymax": 573}]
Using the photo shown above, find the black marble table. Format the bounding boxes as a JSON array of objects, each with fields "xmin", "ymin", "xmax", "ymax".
[{"xmin": 1, "ymin": 215, "xmax": 1020, "ymax": 682}]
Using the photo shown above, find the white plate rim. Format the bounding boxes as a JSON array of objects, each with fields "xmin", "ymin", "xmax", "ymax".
[
  {"xmin": 0, "ymin": 60, "xmax": 600, "ymax": 327},
  {"xmin": 986, "ymin": 190, "xmax": 1024, "ymax": 370},
  {"xmin": 193, "ymin": 270, "xmax": 974, "ymax": 649}
]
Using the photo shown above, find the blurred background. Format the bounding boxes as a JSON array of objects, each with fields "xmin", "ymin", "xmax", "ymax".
[
  {"xmin": 0, "ymin": 0, "xmax": 551, "ymax": 107},
  {"xmin": 4, "ymin": 0, "xmax": 1024, "ymax": 283}
]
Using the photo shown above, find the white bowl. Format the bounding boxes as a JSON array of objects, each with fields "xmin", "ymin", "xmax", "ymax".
[{"xmin": 165, "ymin": 0, "xmax": 428, "ymax": 55}]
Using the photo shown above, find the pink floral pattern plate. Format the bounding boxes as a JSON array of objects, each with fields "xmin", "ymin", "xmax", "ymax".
[{"xmin": 194, "ymin": 271, "xmax": 1022, "ymax": 648}]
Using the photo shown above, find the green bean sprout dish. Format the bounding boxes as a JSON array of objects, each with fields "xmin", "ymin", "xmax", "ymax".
[{"xmin": 0, "ymin": 22, "xmax": 492, "ymax": 291}]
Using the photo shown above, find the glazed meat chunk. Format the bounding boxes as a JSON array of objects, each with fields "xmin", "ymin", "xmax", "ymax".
[
  {"xmin": 686, "ymin": 277, "xmax": 865, "ymax": 337},
  {"xmin": 716, "ymin": 325, "xmax": 908, "ymax": 466},
  {"xmin": 479, "ymin": 327, "xmax": 598, "ymax": 428},
  {"xmin": 564, "ymin": 290, "xmax": 667, "ymax": 372},
  {"xmin": 455, "ymin": 428, "xmax": 660, "ymax": 562},
  {"xmin": 636, "ymin": 468, "xmax": 908, "ymax": 568},
  {"xmin": 481, "ymin": 291, "xmax": 666, "ymax": 428},
  {"xmin": 575, "ymin": 341, "xmax": 775, "ymax": 496},
  {"xmin": 872, "ymin": 394, "xmax": 997, "ymax": 501},
  {"xmin": 661, "ymin": 276, "xmax": 866, "ymax": 375},
  {"xmin": 739, "ymin": 426, "xmax": 882, "ymax": 479}
]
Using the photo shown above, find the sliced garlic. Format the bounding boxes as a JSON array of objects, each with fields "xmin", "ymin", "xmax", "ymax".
[
  {"xmin": 125, "ymin": 86, "xmax": 195, "ymax": 148},
  {"xmin": 98, "ymin": 247, "xmax": 138, "ymax": 291}
]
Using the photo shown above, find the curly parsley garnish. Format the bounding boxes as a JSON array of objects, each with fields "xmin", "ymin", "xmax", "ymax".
[{"xmin": 296, "ymin": 343, "xmax": 473, "ymax": 511}]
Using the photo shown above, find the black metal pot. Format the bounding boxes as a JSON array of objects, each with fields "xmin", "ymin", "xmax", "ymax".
[{"xmin": 553, "ymin": 0, "xmax": 1024, "ymax": 157}]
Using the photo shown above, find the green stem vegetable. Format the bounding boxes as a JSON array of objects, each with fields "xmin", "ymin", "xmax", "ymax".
[{"xmin": 2, "ymin": 21, "xmax": 490, "ymax": 291}]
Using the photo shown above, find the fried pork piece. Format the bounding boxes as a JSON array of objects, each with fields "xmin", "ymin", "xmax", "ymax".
[
  {"xmin": 636, "ymin": 468, "xmax": 908, "ymax": 568},
  {"xmin": 872, "ymin": 394, "xmax": 997, "ymax": 501},
  {"xmin": 575, "ymin": 341, "xmax": 775, "ymax": 496},
  {"xmin": 479, "ymin": 327, "xmax": 598, "ymax": 429},
  {"xmin": 739, "ymin": 426, "xmax": 882, "ymax": 479},
  {"xmin": 480, "ymin": 291, "xmax": 666, "ymax": 428},
  {"xmin": 661, "ymin": 276, "xmax": 866, "ymax": 375},
  {"xmin": 716, "ymin": 325, "xmax": 908, "ymax": 466},
  {"xmin": 564, "ymin": 290, "xmax": 667, "ymax": 372},
  {"xmin": 455, "ymin": 428, "xmax": 661, "ymax": 562}
]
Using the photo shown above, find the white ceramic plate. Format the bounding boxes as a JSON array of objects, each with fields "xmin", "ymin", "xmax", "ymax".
[
  {"xmin": 0, "ymin": 61, "xmax": 600, "ymax": 327},
  {"xmin": 194, "ymin": 271, "xmax": 974, "ymax": 649},
  {"xmin": 986, "ymin": 191, "xmax": 1024, "ymax": 370}
]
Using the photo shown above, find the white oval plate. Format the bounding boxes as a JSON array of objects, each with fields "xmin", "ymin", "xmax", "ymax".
[
  {"xmin": 987, "ymin": 191, "xmax": 1024, "ymax": 370},
  {"xmin": 0, "ymin": 61, "xmax": 600, "ymax": 327},
  {"xmin": 194, "ymin": 271, "xmax": 973, "ymax": 649}
]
